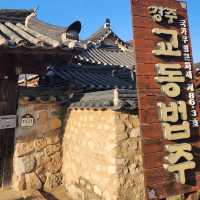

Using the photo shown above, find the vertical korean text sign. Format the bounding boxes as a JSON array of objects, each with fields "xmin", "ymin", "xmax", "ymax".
[{"xmin": 131, "ymin": 0, "xmax": 200, "ymax": 199}]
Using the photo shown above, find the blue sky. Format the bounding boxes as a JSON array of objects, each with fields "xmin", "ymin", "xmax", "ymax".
[{"xmin": 0, "ymin": 0, "xmax": 199, "ymax": 62}]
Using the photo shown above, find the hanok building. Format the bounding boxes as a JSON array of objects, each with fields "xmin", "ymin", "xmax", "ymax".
[
  {"xmin": 0, "ymin": 8, "xmax": 144, "ymax": 200},
  {"xmin": 0, "ymin": 8, "xmax": 84, "ymax": 189},
  {"xmin": 19, "ymin": 18, "xmax": 136, "ymax": 108}
]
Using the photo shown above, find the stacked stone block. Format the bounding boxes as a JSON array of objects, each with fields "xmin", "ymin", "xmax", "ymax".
[
  {"xmin": 13, "ymin": 97, "xmax": 63, "ymax": 191},
  {"xmin": 62, "ymin": 109, "xmax": 145, "ymax": 200}
]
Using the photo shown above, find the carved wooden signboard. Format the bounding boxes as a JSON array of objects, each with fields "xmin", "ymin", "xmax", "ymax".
[{"xmin": 131, "ymin": 0, "xmax": 200, "ymax": 199}]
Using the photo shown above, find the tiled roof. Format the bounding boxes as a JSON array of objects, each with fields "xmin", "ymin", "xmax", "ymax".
[
  {"xmin": 0, "ymin": 9, "xmax": 33, "ymax": 23},
  {"xmin": 85, "ymin": 18, "xmax": 129, "ymax": 48},
  {"xmin": 75, "ymin": 46, "xmax": 135, "ymax": 69},
  {"xmin": 76, "ymin": 19, "xmax": 135, "ymax": 69},
  {"xmin": 0, "ymin": 9, "xmax": 84, "ymax": 51},
  {"xmin": 18, "ymin": 86, "xmax": 137, "ymax": 111},
  {"xmin": 70, "ymin": 89, "xmax": 137, "ymax": 110},
  {"xmin": 19, "ymin": 65, "xmax": 136, "ymax": 110},
  {"xmin": 0, "ymin": 10, "xmax": 134, "ymax": 68},
  {"xmin": 40, "ymin": 65, "xmax": 135, "ymax": 91}
]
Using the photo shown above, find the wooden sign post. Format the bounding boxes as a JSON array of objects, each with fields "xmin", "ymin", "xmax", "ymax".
[{"xmin": 131, "ymin": 0, "xmax": 200, "ymax": 199}]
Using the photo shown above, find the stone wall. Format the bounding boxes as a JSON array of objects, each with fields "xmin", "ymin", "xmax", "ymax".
[
  {"xmin": 62, "ymin": 109, "xmax": 145, "ymax": 200},
  {"xmin": 13, "ymin": 97, "xmax": 63, "ymax": 191}
]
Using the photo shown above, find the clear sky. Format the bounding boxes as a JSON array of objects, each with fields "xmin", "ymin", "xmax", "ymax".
[{"xmin": 0, "ymin": 0, "xmax": 199, "ymax": 62}]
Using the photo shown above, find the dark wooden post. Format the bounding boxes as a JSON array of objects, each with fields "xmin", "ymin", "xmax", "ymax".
[{"xmin": 0, "ymin": 54, "xmax": 17, "ymax": 187}]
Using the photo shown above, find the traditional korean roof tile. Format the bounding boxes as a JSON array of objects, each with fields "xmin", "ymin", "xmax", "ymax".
[
  {"xmin": 74, "ymin": 19, "xmax": 135, "ymax": 69},
  {"xmin": 0, "ymin": 9, "xmax": 33, "ymax": 23},
  {"xmin": 19, "ymin": 64, "xmax": 136, "ymax": 110},
  {"xmin": 70, "ymin": 89, "xmax": 137, "ymax": 110},
  {"xmin": 42, "ymin": 65, "xmax": 135, "ymax": 91},
  {"xmin": 18, "ymin": 86, "xmax": 137, "ymax": 111},
  {"xmin": 0, "ymin": 9, "xmax": 84, "ymax": 51},
  {"xmin": 85, "ymin": 18, "xmax": 129, "ymax": 48},
  {"xmin": 74, "ymin": 46, "xmax": 135, "ymax": 69}
]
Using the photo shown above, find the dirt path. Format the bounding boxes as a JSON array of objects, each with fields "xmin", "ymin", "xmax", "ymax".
[
  {"xmin": 0, "ymin": 186, "xmax": 71, "ymax": 200},
  {"xmin": 0, "ymin": 188, "xmax": 22, "ymax": 200}
]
